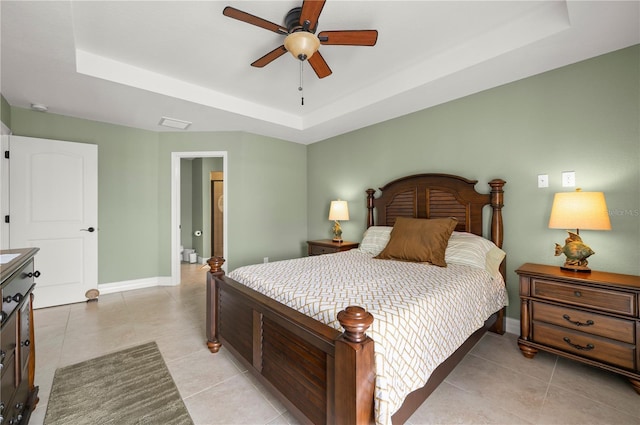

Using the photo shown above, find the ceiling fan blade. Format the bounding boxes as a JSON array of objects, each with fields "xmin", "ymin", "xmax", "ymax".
[
  {"xmin": 308, "ymin": 51, "xmax": 332, "ymax": 79},
  {"xmin": 251, "ymin": 45, "xmax": 288, "ymax": 68},
  {"xmin": 300, "ymin": 0, "xmax": 326, "ymax": 32},
  {"xmin": 318, "ymin": 30, "xmax": 378, "ymax": 46},
  {"xmin": 223, "ymin": 6, "xmax": 288, "ymax": 35}
]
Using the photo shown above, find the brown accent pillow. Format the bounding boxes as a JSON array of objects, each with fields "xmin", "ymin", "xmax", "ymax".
[{"xmin": 375, "ymin": 217, "xmax": 458, "ymax": 267}]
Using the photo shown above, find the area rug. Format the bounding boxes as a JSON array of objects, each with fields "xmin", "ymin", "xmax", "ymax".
[{"xmin": 44, "ymin": 341, "xmax": 193, "ymax": 425}]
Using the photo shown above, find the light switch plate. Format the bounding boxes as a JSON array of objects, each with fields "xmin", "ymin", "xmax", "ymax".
[
  {"xmin": 562, "ymin": 171, "xmax": 576, "ymax": 187},
  {"xmin": 537, "ymin": 174, "xmax": 549, "ymax": 188}
]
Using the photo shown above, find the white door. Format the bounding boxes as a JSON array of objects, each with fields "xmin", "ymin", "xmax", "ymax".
[
  {"xmin": 1, "ymin": 123, "xmax": 10, "ymax": 249},
  {"xmin": 9, "ymin": 136, "xmax": 98, "ymax": 308}
]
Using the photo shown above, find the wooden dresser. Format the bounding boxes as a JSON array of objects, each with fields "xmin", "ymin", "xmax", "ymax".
[
  {"xmin": 1, "ymin": 248, "xmax": 39, "ymax": 424},
  {"xmin": 517, "ymin": 263, "xmax": 640, "ymax": 394},
  {"xmin": 307, "ymin": 239, "xmax": 359, "ymax": 256}
]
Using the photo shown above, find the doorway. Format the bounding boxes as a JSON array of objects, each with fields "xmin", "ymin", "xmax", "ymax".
[
  {"xmin": 210, "ymin": 171, "xmax": 224, "ymax": 258},
  {"xmin": 171, "ymin": 151, "xmax": 227, "ymax": 286}
]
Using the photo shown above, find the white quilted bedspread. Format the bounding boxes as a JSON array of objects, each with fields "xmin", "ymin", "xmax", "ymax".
[{"xmin": 229, "ymin": 249, "xmax": 507, "ymax": 425}]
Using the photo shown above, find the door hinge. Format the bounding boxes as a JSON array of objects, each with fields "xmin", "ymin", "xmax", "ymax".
[
  {"xmin": 4, "ymin": 215, "xmax": 9, "ymax": 223},
  {"xmin": 4, "ymin": 151, "xmax": 8, "ymax": 159}
]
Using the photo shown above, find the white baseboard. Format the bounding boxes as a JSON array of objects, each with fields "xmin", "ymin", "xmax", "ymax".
[
  {"xmin": 99, "ymin": 276, "xmax": 174, "ymax": 295},
  {"xmin": 505, "ymin": 317, "xmax": 520, "ymax": 335}
]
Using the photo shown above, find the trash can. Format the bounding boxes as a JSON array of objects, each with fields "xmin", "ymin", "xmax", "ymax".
[
  {"xmin": 189, "ymin": 252, "xmax": 197, "ymax": 263},
  {"xmin": 183, "ymin": 248, "xmax": 195, "ymax": 262}
]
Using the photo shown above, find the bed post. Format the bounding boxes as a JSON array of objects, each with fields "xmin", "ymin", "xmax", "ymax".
[
  {"xmin": 334, "ymin": 306, "xmax": 375, "ymax": 425},
  {"xmin": 206, "ymin": 256, "xmax": 225, "ymax": 353},
  {"xmin": 366, "ymin": 189, "xmax": 376, "ymax": 228},
  {"xmin": 488, "ymin": 179, "xmax": 507, "ymax": 335},
  {"xmin": 488, "ymin": 179, "xmax": 506, "ymax": 248}
]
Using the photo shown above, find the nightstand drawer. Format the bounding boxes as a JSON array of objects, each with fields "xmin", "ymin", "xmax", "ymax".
[
  {"xmin": 307, "ymin": 240, "xmax": 359, "ymax": 256},
  {"xmin": 532, "ymin": 321, "xmax": 636, "ymax": 370},
  {"xmin": 532, "ymin": 302, "xmax": 635, "ymax": 344},
  {"xmin": 309, "ymin": 245, "xmax": 334, "ymax": 256},
  {"xmin": 532, "ymin": 278, "xmax": 636, "ymax": 316}
]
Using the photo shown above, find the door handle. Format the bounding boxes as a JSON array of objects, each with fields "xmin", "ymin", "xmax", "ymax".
[{"xmin": 81, "ymin": 227, "xmax": 96, "ymax": 232}]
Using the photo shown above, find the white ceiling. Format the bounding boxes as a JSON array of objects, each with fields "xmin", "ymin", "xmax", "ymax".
[{"xmin": 1, "ymin": 1, "xmax": 638, "ymax": 144}]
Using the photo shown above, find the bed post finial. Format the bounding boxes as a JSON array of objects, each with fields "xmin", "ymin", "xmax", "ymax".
[
  {"xmin": 488, "ymin": 179, "xmax": 506, "ymax": 248},
  {"xmin": 366, "ymin": 189, "xmax": 376, "ymax": 228},
  {"xmin": 207, "ymin": 256, "xmax": 225, "ymax": 275},
  {"xmin": 337, "ymin": 306, "xmax": 374, "ymax": 343}
]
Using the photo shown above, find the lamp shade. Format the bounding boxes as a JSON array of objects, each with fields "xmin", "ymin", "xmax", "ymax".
[
  {"xmin": 284, "ymin": 31, "xmax": 320, "ymax": 61},
  {"xmin": 548, "ymin": 190, "xmax": 611, "ymax": 231},
  {"xmin": 328, "ymin": 200, "xmax": 349, "ymax": 221}
]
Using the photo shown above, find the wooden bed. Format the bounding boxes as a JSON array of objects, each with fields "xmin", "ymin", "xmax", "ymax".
[{"xmin": 205, "ymin": 173, "xmax": 506, "ymax": 424}]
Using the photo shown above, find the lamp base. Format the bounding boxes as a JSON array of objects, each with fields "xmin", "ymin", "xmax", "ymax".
[
  {"xmin": 560, "ymin": 264, "xmax": 592, "ymax": 273},
  {"xmin": 331, "ymin": 220, "xmax": 343, "ymax": 244},
  {"xmin": 554, "ymin": 231, "xmax": 595, "ymax": 274}
]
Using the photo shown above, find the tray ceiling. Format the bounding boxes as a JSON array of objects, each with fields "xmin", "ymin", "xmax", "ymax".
[{"xmin": 1, "ymin": 1, "xmax": 638, "ymax": 144}]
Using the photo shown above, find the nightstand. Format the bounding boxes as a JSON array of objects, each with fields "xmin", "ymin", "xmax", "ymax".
[
  {"xmin": 307, "ymin": 240, "xmax": 359, "ymax": 256},
  {"xmin": 517, "ymin": 263, "xmax": 640, "ymax": 394}
]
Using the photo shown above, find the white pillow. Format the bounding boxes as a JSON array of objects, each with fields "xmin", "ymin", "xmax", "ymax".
[
  {"xmin": 445, "ymin": 231, "xmax": 506, "ymax": 277},
  {"xmin": 358, "ymin": 226, "xmax": 392, "ymax": 256}
]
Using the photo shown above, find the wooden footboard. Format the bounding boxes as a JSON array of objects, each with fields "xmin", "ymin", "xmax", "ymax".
[
  {"xmin": 206, "ymin": 257, "xmax": 376, "ymax": 425},
  {"xmin": 204, "ymin": 174, "xmax": 507, "ymax": 424}
]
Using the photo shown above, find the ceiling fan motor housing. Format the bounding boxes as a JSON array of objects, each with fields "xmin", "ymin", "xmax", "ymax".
[{"xmin": 285, "ymin": 7, "xmax": 316, "ymax": 33}]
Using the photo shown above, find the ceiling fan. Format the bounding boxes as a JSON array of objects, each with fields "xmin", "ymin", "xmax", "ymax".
[{"xmin": 223, "ymin": 0, "xmax": 378, "ymax": 79}]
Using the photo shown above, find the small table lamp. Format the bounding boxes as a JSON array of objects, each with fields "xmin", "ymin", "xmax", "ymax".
[
  {"xmin": 329, "ymin": 200, "xmax": 349, "ymax": 242},
  {"xmin": 548, "ymin": 189, "xmax": 611, "ymax": 272}
]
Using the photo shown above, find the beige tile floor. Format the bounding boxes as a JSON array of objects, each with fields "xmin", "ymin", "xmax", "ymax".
[{"xmin": 30, "ymin": 263, "xmax": 640, "ymax": 425}]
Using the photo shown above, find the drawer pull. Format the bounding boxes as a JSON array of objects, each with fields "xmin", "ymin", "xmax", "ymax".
[
  {"xmin": 563, "ymin": 337, "xmax": 594, "ymax": 351},
  {"xmin": 573, "ymin": 291, "xmax": 582, "ymax": 297},
  {"xmin": 562, "ymin": 314, "xmax": 594, "ymax": 327}
]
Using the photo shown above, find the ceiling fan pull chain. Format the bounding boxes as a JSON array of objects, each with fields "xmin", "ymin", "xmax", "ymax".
[{"xmin": 299, "ymin": 61, "xmax": 304, "ymax": 106}]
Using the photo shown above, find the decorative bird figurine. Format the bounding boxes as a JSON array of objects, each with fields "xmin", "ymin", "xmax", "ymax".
[{"xmin": 554, "ymin": 231, "xmax": 595, "ymax": 272}]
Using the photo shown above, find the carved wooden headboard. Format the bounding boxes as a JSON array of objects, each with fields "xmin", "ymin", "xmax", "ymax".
[{"xmin": 366, "ymin": 174, "xmax": 506, "ymax": 248}]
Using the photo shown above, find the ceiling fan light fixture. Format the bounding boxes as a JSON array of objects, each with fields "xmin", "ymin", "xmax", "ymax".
[{"xmin": 284, "ymin": 31, "xmax": 320, "ymax": 61}]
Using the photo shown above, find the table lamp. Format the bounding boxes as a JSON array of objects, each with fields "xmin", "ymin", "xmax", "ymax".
[
  {"xmin": 548, "ymin": 189, "xmax": 611, "ymax": 272},
  {"xmin": 328, "ymin": 200, "xmax": 349, "ymax": 242}
]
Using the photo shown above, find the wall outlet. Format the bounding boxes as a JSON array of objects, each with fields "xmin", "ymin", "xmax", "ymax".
[
  {"xmin": 263, "ymin": 257, "xmax": 269, "ymax": 263},
  {"xmin": 562, "ymin": 171, "xmax": 576, "ymax": 187},
  {"xmin": 537, "ymin": 174, "xmax": 549, "ymax": 188}
]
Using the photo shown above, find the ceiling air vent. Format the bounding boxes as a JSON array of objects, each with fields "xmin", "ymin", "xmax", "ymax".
[{"xmin": 159, "ymin": 116, "xmax": 192, "ymax": 130}]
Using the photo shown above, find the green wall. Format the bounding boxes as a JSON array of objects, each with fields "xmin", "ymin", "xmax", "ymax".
[
  {"xmin": 3, "ymin": 45, "xmax": 638, "ymax": 321},
  {"xmin": 180, "ymin": 159, "xmax": 194, "ymax": 251},
  {"xmin": 1, "ymin": 94, "xmax": 10, "ymax": 128},
  {"xmin": 307, "ymin": 45, "xmax": 640, "ymax": 319},
  {"xmin": 8, "ymin": 111, "xmax": 308, "ymax": 282},
  {"xmin": 191, "ymin": 158, "xmax": 205, "ymax": 259}
]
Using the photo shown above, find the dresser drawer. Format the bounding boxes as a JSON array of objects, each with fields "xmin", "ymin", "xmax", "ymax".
[
  {"xmin": 1, "ymin": 312, "xmax": 17, "ymax": 366},
  {"xmin": 532, "ymin": 321, "xmax": 636, "ymax": 370},
  {"xmin": 532, "ymin": 302, "xmax": 635, "ymax": 344},
  {"xmin": 1, "ymin": 349, "xmax": 16, "ymax": 405},
  {"xmin": 532, "ymin": 278, "xmax": 636, "ymax": 316}
]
